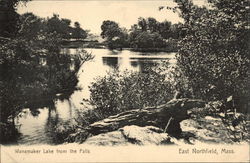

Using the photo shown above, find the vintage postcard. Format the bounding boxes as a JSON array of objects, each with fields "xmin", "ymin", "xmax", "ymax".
[{"xmin": 0, "ymin": 0, "xmax": 249, "ymax": 162}]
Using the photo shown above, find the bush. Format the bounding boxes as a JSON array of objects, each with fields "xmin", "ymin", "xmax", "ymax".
[{"xmin": 75, "ymin": 67, "xmax": 174, "ymax": 128}]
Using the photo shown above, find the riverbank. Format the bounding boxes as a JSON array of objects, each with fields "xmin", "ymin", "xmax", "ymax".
[
  {"xmin": 2, "ymin": 48, "xmax": 175, "ymax": 145},
  {"xmin": 61, "ymin": 40, "xmax": 178, "ymax": 52},
  {"xmin": 63, "ymin": 99, "xmax": 250, "ymax": 145},
  {"xmin": 61, "ymin": 40, "xmax": 106, "ymax": 49},
  {"xmin": 128, "ymin": 47, "xmax": 178, "ymax": 53}
]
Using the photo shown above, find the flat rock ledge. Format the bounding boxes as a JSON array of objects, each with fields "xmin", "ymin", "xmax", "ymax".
[{"xmin": 83, "ymin": 125, "xmax": 176, "ymax": 146}]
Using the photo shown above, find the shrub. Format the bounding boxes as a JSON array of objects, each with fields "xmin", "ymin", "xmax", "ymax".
[{"xmin": 75, "ymin": 67, "xmax": 174, "ymax": 129}]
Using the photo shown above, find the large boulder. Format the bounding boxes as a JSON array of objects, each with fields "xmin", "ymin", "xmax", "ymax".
[
  {"xmin": 82, "ymin": 130, "xmax": 129, "ymax": 146},
  {"xmin": 83, "ymin": 125, "xmax": 175, "ymax": 146},
  {"xmin": 180, "ymin": 114, "xmax": 250, "ymax": 144}
]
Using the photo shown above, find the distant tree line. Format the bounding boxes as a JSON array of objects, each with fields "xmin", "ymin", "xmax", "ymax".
[
  {"xmin": 100, "ymin": 17, "xmax": 185, "ymax": 50},
  {"xmin": 19, "ymin": 13, "xmax": 87, "ymax": 40}
]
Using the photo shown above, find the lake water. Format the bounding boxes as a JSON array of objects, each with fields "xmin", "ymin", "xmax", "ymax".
[{"xmin": 15, "ymin": 48, "xmax": 176, "ymax": 145}]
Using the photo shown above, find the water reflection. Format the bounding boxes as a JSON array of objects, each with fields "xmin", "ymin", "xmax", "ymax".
[
  {"xmin": 15, "ymin": 48, "xmax": 176, "ymax": 145},
  {"xmin": 130, "ymin": 59, "xmax": 160, "ymax": 73},
  {"xmin": 102, "ymin": 57, "xmax": 119, "ymax": 68},
  {"xmin": 44, "ymin": 105, "xmax": 59, "ymax": 144}
]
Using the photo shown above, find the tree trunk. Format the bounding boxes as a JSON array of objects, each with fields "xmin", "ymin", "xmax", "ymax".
[{"xmin": 86, "ymin": 98, "xmax": 205, "ymax": 136}]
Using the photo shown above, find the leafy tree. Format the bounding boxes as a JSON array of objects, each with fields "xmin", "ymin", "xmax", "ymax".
[
  {"xmin": 19, "ymin": 13, "xmax": 88, "ymax": 40},
  {"xmin": 158, "ymin": 20, "xmax": 172, "ymax": 39},
  {"xmin": 169, "ymin": 23, "xmax": 186, "ymax": 39},
  {"xmin": 101, "ymin": 20, "xmax": 122, "ymax": 40},
  {"xmin": 46, "ymin": 14, "xmax": 72, "ymax": 39},
  {"xmin": 129, "ymin": 17, "xmax": 184, "ymax": 50},
  {"xmin": 100, "ymin": 20, "xmax": 128, "ymax": 49},
  {"xmin": 171, "ymin": 0, "xmax": 249, "ymax": 111},
  {"xmin": 137, "ymin": 17, "xmax": 147, "ymax": 31},
  {"xmin": 129, "ymin": 18, "xmax": 167, "ymax": 49},
  {"xmin": 71, "ymin": 21, "xmax": 87, "ymax": 40},
  {"xmin": 130, "ymin": 31, "xmax": 166, "ymax": 49},
  {"xmin": 18, "ymin": 12, "xmax": 44, "ymax": 39},
  {"xmin": 146, "ymin": 17, "xmax": 159, "ymax": 32},
  {"xmin": 0, "ymin": 0, "xmax": 30, "ymax": 37}
]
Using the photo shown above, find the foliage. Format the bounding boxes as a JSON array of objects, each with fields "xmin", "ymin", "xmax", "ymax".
[
  {"xmin": 100, "ymin": 18, "xmax": 184, "ymax": 50},
  {"xmin": 46, "ymin": 14, "xmax": 72, "ymax": 39},
  {"xmin": 100, "ymin": 20, "xmax": 128, "ymax": 49},
  {"xmin": 0, "ymin": 0, "xmax": 92, "ymax": 143},
  {"xmin": 0, "ymin": 0, "xmax": 30, "ymax": 37},
  {"xmin": 101, "ymin": 20, "xmax": 122, "ymax": 40},
  {"xmin": 170, "ymin": 0, "xmax": 250, "ymax": 111},
  {"xmin": 18, "ymin": 12, "xmax": 44, "ymax": 39},
  {"xmin": 0, "ymin": 33, "xmax": 92, "ymax": 123},
  {"xmin": 83, "ymin": 68, "xmax": 174, "ymax": 118},
  {"xmin": 0, "ymin": 122, "xmax": 20, "ymax": 142},
  {"xmin": 45, "ymin": 14, "xmax": 87, "ymax": 40},
  {"xmin": 132, "ymin": 17, "xmax": 185, "ymax": 40},
  {"xmin": 129, "ymin": 31, "xmax": 166, "ymax": 49},
  {"xmin": 17, "ymin": 12, "xmax": 88, "ymax": 40},
  {"xmin": 128, "ymin": 17, "xmax": 186, "ymax": 50},
  {"xmin": 71, "ymin": 21, "xmax": 88, "ymax": 40}
]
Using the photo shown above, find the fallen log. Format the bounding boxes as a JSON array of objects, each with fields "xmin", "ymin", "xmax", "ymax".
[{"xmin": 86, "ymin": 98, "xmax": 205, "ymax": 136}]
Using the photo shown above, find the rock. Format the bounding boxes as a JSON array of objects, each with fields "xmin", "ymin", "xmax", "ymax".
[
  {"xmin": 180, "ymin": 119, "xmax": 223, "ymax": 144},
  {"xmin": 180, "ymin": 117, "xmax": 235, "ymax": 144},
  {"xmin": 83, "ymin": 130, "xmax": 130, "ymax": 146},
  {"xmin": 83, "ymin": 125, "xmax": 175, "ymax": 146},
  {"xmin": 219, "ymin": 113, "xmax": 225, "ymax": 118},
  {"xmin": 120, "ymin": 125, "xmax": 173, "ymax": 145},
  {"xmin": 204, "ymin": 116, "xmax": 222, "ymax": 121}
]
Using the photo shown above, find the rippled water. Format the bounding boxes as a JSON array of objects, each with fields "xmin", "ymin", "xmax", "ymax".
[{"xmin": 15, "ymin": 48, "xmax": 176, "ymax": 145}]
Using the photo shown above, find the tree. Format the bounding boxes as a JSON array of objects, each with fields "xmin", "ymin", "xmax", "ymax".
[
  {"xmin": 0, "ymin": 0, "xmax": 30, "ymax": 37},
  {"xmin": 130, "ymin": 31, "xmax": 165, "ymax": 49},
  {"xmin": 71, "ymin": 21, "xmax": 87, "ymax": 40},
  {"xmin": 169, "ymin": 23, "xmax": 186, "ymax": 39},
  {"xmin": 131, "ymin": 17, "xmax": 184, "ymax": 42},
  {"xmin": 0, "ymin": 0, "xmax": 92, "ymax": 142},
  {"xmin": 158, "ymin": 20, "xmax": 172, "ymax": 39},
  {"xmin": 101, "ymin": 20, "xmax": 122, "ymax": 40},
  {"xmin": 100, "ymin": 20, "xmax": 128, "ymax": 49},
  {"xmin": 147, "ymin": 17, "xmax": 159, "ymax": 32},
  {"xmin": 172, "ymin": 0, "xmax": 249, "ymax": 111},
  {"xmin": 18, "ymin": 12, "xmax": 44, "ymax": 38},
  {"xmin": 137, "ymin": 17, "xmax": 147, "ymax": 31},
  {"xmin": 46, "ymin": 14, "xmax": 73, "ymax": 39}
]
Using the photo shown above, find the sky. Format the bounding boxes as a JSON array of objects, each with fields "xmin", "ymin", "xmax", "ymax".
[{"xmin": 17, "ymin": 0, "xmax": 205, "ymax": 34}]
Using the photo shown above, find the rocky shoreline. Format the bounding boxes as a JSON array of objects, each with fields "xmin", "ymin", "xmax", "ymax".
[{"xmin": 63, "ymin": 99, "xmax": 250, "ymax": 145}]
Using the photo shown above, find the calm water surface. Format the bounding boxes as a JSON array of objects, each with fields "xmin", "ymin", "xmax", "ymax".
[{"xmin": 15, "ymin": 48, "xmax": 176, "ymax": 145}]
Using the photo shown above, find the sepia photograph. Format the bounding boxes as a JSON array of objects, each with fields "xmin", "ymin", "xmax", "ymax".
[{"xmin": 0, "ymin": 0, "xmax": 249, "ymax": 162}]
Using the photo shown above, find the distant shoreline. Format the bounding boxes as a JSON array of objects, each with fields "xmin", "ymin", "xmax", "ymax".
[{"xmin": 61, "ymin": 42, "xmax": 177, "ymax": 52}]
